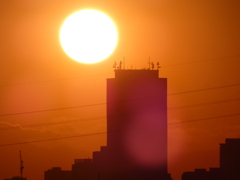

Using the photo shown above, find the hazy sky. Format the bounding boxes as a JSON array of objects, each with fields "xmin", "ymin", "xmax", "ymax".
[{"xmin": 0, "ymin": 1, "xmax": 240, "ymax": 180}]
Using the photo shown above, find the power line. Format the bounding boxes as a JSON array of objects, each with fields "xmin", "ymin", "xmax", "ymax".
[
  {"xmin": 168, "ymin": 97, "xmax": 240, "ymax": 110},
  {"xmin": 161, "ymin": 55, "xmax": 240, "ymax": 67},
  {"xmin": 0, "ymin": 73, "xmax": 113, "ymax": 88},
  {"xmin": 0, "ymin": 116, "xmax": 106, "ymax": 131},
  {"xmin": 0, "ymin": 83, "xmax": 240, "ymax": 118},
  {"xmin": 0, "ymin": 55, "xmax": 239, "ymax": 146},
  {"xmin": 169, "ymin": 112, "xmax": 240, "ymax": 125},
  {"xmin": 0, "ymin": 55, "xmax": 239, "ymax": 88},
  {"xmin": 0, "ymin": 102, "xmax": 105, "ymax": 117},
  {"xmin": 168, "ymin": 83, "xmax": 240, "ymax": 96},
  {"xmin": 1, "ymin": 112, "xmax": 240, "ymax": 147},
  {"xmin": 0, "ymin": 132, "xmax": 106, "ymax": 147},
  {"xmin": 1, "ymin": 97, "xmax": 240, "ymax": 131}
]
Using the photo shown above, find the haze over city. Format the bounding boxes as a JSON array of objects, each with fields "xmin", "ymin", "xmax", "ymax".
[{"xmin": 0, "ymin": 1, "xmax": 240, "ymax": 180}]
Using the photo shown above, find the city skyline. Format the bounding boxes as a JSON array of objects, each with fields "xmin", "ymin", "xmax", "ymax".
[
  {"xmin": 0, "ymin": 1, "xmax": 240, "ymax": 180},
  {"xmin": 46, "ymin": 69, "xmax": 171, "ymax": 180},
  {"xmin": 43, "ymin": 138, "xmax": 240, "ymax": 180}
]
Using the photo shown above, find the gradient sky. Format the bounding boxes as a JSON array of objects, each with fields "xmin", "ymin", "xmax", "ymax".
[{"xmin": 0, "ymin": 1, "xmax": 240, "ymax": 180}]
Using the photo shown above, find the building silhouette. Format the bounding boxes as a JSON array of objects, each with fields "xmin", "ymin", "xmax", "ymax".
[
  {"xmin": 220, "ymin": 138, "xmax": 240, "ymax": 180},
  {"xmin": 4, "ymin": 177, "xmax": 27, "ymax": 180},
  {"xmin": 181, "ymin": 168, "xmax": 223, "ymax": 180},
  {"xmin": 182, "ymin": 138, "xmax": 240, "ymax": 180},
  {"xmin": 44, "ymin": 167, "xmax": 71, "ymax": 180},
  {"xmin": 45, "ymin": 69, "xmax": 172, "ymax": 180},
  {"xmin": 93, "ymin": 69, "xmax": 171, "ymax": 180},
  {"xmin": 72, "ymin": 159, "xmax": 96, "ymax": 180}
]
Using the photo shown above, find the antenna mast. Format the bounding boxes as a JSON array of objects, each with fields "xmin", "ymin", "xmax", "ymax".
[
  {"xmin": 148, "ymin": 57, "xmax": 151, "ymax": 69},
  {"xmin": 19, "ymin": 151, "xmax": 24, "ymax": 178}
]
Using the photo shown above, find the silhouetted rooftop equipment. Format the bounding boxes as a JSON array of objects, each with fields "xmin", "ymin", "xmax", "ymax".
[{"xmin": 113, "ymin": 60, "xmax": 161, "ymax": 70}]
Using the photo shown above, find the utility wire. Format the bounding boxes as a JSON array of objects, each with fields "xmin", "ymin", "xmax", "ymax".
[
  {"xmin": 0, "ymin": 73, "xmax": 113, "ymax": 88},
  {"xmin": 168, "ymin": 97, "xmax": 240, "ymax": 110},
  {"xmin": 168, "ymin": 83, "xmax": 240, "ymax": 96},
  {"xmin": 0, "ymin": 116, "xmax": 106, "ymax": 131},
  {"xmin": 169, "ymin": 112, "xmax": 240, "ymax": 125},
  {"xmin": 161, "ymin": 55, "xmax": 240, "ymax": 67},
  {"xmin": 0, "ymin": 56, "xmax": 239, "ymax": 146},
  {"xmin": 0, "ymin": 103, "xmax": 105, "ymax": 117},
  {"xmin": 1, "ymin": 97, "xmax": 240, "ymax": 131},
  {"xmin": 0, "ymin": 55, "xmax": 239, "ymax": 88},
  {"xmin": 0, "ymin": 132, "xmax": 106, "ymax": 147},
  {"xmin": 1, "ymin": 112, "xmax": 240, "ymax": 147},
  {"xmin": 0, "ymin": 83, "xmax": 240, "ymax": 118}
]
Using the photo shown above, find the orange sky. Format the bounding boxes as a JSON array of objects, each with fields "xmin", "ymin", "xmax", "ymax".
[{"xmin": 0, "ymin": 1, "xmax": 240, "ymax": 180}]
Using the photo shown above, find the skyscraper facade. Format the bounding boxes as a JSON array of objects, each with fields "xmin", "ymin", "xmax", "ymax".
[
  {"xmin": 93, "ymin": 69, "xmax": 171, "ymax": 180},
  {"xmin": 45, "ymin": 69, "xmax": 172, "ymax": 180}
]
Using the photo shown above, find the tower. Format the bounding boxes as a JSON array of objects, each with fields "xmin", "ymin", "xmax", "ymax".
[
  {"xmin": 93, "ymin": 69, "xmax": 171, "ymax": 180},
  {"xmin": 19, "ymin": 151, "xmax": 24, "ymax": 178}
]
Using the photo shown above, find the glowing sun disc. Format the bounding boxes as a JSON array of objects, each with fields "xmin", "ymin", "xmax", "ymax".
[{"xmin": 59, "ymin": 10, "xmax": 118, "ymax": 63}]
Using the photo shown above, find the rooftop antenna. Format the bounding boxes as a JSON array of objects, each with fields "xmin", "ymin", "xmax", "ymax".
[
  {"xmin": 118, "ymin": 61, "xmax": 122, "ymax": 69},
  {"xmin": 151, "ymin": 62, "xmax": 154, "ymax": 70},
  {"xmin": 113, "ymin": 61, "xmax": 117, "ymax": 70},
  {"xmin": 148, "ymin": 57, "xmax": 151, "ymax": 69},
  {"xmin": 157, "ymin": 62, "xmax": 161, "ymax": 69},
  {"xmin": 20, "ymin": 151, "xmax": 24, "ymax": 178}
]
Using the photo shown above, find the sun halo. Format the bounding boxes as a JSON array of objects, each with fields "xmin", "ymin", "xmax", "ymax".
[{"xmin": 59, "ymin": 10, "xmax": 118, "ymax": 64}]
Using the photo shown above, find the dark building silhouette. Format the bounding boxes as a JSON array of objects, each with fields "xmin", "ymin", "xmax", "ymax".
[
  {"xmin": 182, "ymin": 138, "xmax": 240, "ymax": 180},
  {"xmin": 4, "ymin": 177, "xmax": 27, "ymax": 180},
  {"xmin": 44, "ymin": 167, "xmax": 71, "ymax": 180},
  {"xmin": 182, "ymin": 168, "xmax": 224, "ymax": 180},
  {"xmin": 45, "ymin": 69, "xmax": 172, "ymax": 180},
  {"xmin": 182, "ymin": 169, "xmax": 209, "ymax": 180},
  {"xmin": 220, "ymin": 138, "xmax": 240, "ymax": 180},
  {"xmin": 93, "ymin": 69, "xmax": 171, "ymax": 180},
  {"xmin": 72, "ymin": 159, "xmax": 96, "ymax": 180}
]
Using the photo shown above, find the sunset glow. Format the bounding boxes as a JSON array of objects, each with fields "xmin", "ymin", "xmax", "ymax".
[
  {"xmin": 1, "ymin": 1, "xmax": 240, "ymax": 180},
  {"xmin": 59, "ymin": 10, "xmax": 118, "ymax": 63}
]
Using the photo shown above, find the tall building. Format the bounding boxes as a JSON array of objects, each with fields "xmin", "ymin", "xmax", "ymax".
[
  {"xmin": 93, "ymin": 69, "xmax": 171, "ymax": 180},
  {"xmin": 44, "ymin": 69, "xmax": 172, "ymax": 180},
  {"xmin": 220, "ymin": 138, "xmax": 240, "ymax": 180}
]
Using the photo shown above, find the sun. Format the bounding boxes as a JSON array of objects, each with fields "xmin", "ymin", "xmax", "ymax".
[{"xmin": 59, "ymin": 10, "xmax": 118, "ymax": 64}]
